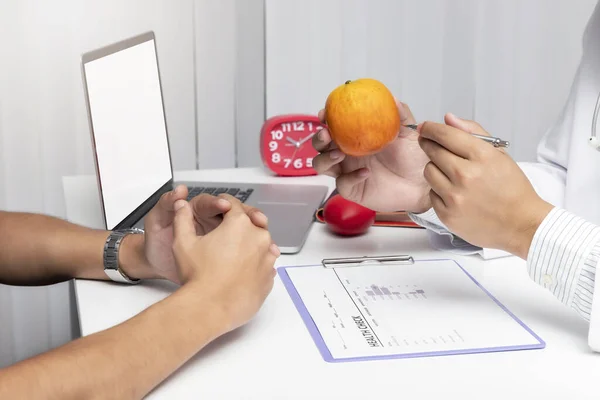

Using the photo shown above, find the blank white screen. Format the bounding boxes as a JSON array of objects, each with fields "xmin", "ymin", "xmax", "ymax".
[{"xmin": 84, "ymin": 40, "xmax": 173, "ymax": 229}]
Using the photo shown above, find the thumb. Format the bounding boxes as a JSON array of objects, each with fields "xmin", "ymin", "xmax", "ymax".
[
  {"xmin": 444, "ymin": 113, "xmax": 489, "ymax": 136},
  {"xmin": 219, "ymin": 194, "xmax": 248, "ymax": 219},
  {"xmin": 395, "ymin": 99, "xmax": 416, "ymax": 125},
  {"xmin": 173, "ymin": 200, "xmax": 196, "ymax": 241}
]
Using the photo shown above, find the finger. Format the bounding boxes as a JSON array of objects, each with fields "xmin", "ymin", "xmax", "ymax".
[
  {"xmin": 254, "ymin": 230, "xmax": 276, "ymax": 262},
  {"xmin": 429, "ymin": 189, "xmax": 447, "ymax": 213},
  {"xmin": 423, "ymin": 161, "xmax": 453, "ymax": 199},
  {"xmin": 190, "ymin": 194, "xmax": 231, "ymax": 221},
  {"xmin": 318, "ymin": 108, "xmax": 326, "ymax": 123},
  {"xmin": 394, "ymin": 99, "xmax": 419, "ymax": 138},
  {"xmin": 418, "ymin": 121, "xmax": 483, "ymax": 160},
  {"xmin": 262, "ymin": 245, "xmax": 279, "ymax": 273},
  {"xmin": 217, "ymin": 194, "xmax": 248, "ymax": 218},
  {"xmin": 397, "ymin": 100, "xmax": 417, "ymax": 126},
  {"xmin": 336, "ymin": 168, "xmax": 369, "ymax": 201},
  {"xmin": 148, "ymin": 185, "xmax": 188, "ymax": 227},
  {"xmin": 244, "ymin": 205, "xmax": 269, "ymax": 229},
  {"xmin": 444, "ymin": 113, "xmax": 488, "ymax": 136},
  {"xmin": 173, "ymin": 200, "xmax": 196, "ymax": 241},
  {"xmin": 312, "ymin": 127, "xmax": 338, "ymax": 153},
  {"xmin": 263, "ymin": 256, "xmax": 278, "ymax": 284},
  {"xmin": 418, "ymin": 137, "xmax": 464, "ymax": 181},
  {"xmin": 269, "ymin": 243, "xmax": 281, "ymax": 258},
  {"xmin": 167, "ymin": 185, "xmax": 188, "ymax": 207},
  {"xmin": 445, "ymin": 113, "xmax": 507, "ymax": 154},
  {"xmin": 312, "ymin": 149, "xmax": 345, "ymax": 177}
]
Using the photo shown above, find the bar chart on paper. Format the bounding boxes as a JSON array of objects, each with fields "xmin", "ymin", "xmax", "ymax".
[
  {"xmin": 279, "ymin": 259, "xmax": 544, "ymax": 362},
  {"xmin": 363, "ymin": 284, "xmax": 426, "ymax": 299}
]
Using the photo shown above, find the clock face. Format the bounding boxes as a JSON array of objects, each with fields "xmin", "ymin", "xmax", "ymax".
[{"xmin": 260, "ymin": 114, "xmax": 324, "ymax": 176}]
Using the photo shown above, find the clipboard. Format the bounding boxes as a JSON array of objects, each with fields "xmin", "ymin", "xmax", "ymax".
[{"xmin": 277, "ymin": 255, "xmax": 545, "ymax": 363}]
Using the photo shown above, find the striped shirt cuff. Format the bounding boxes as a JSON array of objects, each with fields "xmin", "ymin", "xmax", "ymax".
[{"xmin": 527, "ymin": 207, "xmax": 600, "ymax": 321}]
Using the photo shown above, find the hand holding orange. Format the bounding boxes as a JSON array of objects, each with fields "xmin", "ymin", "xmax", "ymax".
[
  {"xmin": 313, "ymin": 80, "xmax": 431, "ymax": 214},
  {"xmin": 324, "ymin": 78, "xmax": 400, "ymax": 156}
]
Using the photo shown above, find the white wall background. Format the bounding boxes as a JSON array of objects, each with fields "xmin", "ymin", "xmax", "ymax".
[
  {"xmin": 0, "ymin": 0, "xmax": 265, "ymax": 368},
  {"xmin": 0, "ymin": 0, "xmax": 597, "ymax": 369},
  {"xmin": 266, "ymin": 0, "xmax": 598, "ymax": 161}
]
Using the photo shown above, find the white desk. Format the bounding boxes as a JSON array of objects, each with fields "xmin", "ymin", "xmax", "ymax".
[{"xmin": 63, "ymin": 167, "xmax": 598, "ymax": 399}]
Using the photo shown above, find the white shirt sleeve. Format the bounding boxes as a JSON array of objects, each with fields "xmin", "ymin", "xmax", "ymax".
[
  {"xmin": 407, "ymin": 207, "xmax": 449, "ymax": 234},
  {"xmin": 526, "ymin": 207, "xmax": 600, "ymax": 322},
  {"xmin": 407, "ymin": 209, "xmax": 508, "ymax": 259}
]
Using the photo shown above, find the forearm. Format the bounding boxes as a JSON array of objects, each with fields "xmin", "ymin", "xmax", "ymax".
[
  {"xmin": 0, "ymin": 211, "xmax": 154, "ymax": 286},
  {"xmin": 0, "ymin": 283, "xmax": 225, "ymax": 399}
]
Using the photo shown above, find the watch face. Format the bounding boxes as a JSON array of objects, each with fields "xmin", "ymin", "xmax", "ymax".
[{"xmin": 260, "ymin": 114, "xmax": 324, "ymax": 176}]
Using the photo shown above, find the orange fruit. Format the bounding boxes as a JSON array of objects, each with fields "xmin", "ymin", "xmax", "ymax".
[{"xmin": 325, "ymin": 78, "xmax": 400, "ymax": 157}]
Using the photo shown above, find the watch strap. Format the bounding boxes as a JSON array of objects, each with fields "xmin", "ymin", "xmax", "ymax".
[{"xmin": 103, "ymin": 228, "xmax": 144, "ymax": 284}]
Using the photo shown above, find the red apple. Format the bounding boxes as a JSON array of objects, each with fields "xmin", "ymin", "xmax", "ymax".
[{"xmin": 323, "ymin": 194, "xmax": 376, "ymax": 236}]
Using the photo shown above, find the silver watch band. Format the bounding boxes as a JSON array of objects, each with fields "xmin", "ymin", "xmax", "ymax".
[{"xmin": 103, "ymin": 228, "xmax": 144, "ymax": 284}]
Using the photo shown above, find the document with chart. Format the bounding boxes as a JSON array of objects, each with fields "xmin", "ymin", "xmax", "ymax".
[{"xmin": 278, "ymin": 259, "xmax": 544, "ymax": 362}]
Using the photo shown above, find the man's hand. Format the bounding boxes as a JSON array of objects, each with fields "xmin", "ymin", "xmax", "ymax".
[
  {"xmin": 134, "ymin": 185, "xmax": 269, "ymax": 283},
  {"xmin": 418, "ymin": 115, "xmax": 554, "ymax": 259},
  {"xmin": 171, "ymin": 194, "xmax": 280, "ymax": 333},
  {"xmin": 0, "ymin": 196, "xmax": 279, "ymax": 400},
  {"xmin": 311, "ymin": 101, "xmax": 431, "ymax": 213}
]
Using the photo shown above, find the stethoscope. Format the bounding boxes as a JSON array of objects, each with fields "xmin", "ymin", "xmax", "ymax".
[{"xmin": 590, "ymin": 91, "xmax": 600, "ymax": 150}]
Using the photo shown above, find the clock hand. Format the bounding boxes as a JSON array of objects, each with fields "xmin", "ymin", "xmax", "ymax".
[
  {"xmin": 297, "ymin": 132, "xmax": 317, "ymax": 146},
  {"xmin": 286, "ymin": 137, "xmax": 300, "ymax": 147},
  {"xmin": 289, "ymin": 146, "xmax": 300, "ymax": 164}
]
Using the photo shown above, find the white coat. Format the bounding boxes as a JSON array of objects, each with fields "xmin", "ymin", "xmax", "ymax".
[
  {"xmin": 416, "ymin": 1, "xmax": 600, "ymax": 352},
  {"xmin": 517, "ymin": 0, "xmax": 600, "ymax": 351}
]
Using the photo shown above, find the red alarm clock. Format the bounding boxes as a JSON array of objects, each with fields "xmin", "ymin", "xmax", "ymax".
[{"xmin": 260, "ymin": 114, "xmax": 324, "ymax": 176}]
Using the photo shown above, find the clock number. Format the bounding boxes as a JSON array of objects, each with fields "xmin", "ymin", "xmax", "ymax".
[
  {"xmin": 281, "ymin": 123, "xmax": 292, "ymax": 133},
  {"xmin": 284, "ymin": 158, "xmax": 292, "ymax": 168},
  {"xmin": 293, "ymin": 121, "xmax": 305, "ymax": 131},
  {"xmin": 294, "ymin": 159, "xmax": 303, "ymax": 169},
  {"xmin": 272, "ymin": 153, "xmax": 281, "ymax": 163},
  {"xmin": 306, "ymin": 157, "xmax": 313, "ymax": 168},
  {"xmin": 271, "ymin": 130, "xmax": 283, "ymax": 140},
  {"xmin": 308, "ymin": 122, "xmax": 313, "ymax": 131},
  {"xmin": 269, "ymin": 141, "xmax": 278, "ymax": 151}
]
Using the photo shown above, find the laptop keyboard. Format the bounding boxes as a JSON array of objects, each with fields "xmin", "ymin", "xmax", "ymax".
[{"xmin": 186, "ymin": 186, "xmax": 254, "ymax": 203}]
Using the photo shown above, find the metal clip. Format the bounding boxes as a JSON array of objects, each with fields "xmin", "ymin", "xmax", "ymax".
[{"xmin": 321, "ymin": 255, "xmax": 415, "ymax": 268}]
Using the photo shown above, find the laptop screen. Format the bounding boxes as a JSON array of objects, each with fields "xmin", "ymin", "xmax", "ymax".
[{"xmin": 83, "ymin": 38, "xmax": 173, "ymax": 230}]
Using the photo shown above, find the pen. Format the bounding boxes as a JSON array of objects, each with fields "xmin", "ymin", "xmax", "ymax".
[
  {"xmin": 403, "ymin": 124, "xmax": 510, "ymax": 148},
  {"xmin": 321, "ymin": 255, "xmax": 415, "ymax": 268}
]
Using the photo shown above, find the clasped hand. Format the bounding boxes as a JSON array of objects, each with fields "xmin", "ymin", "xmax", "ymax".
[
  {"xmin": 139, "ymin": 188, "xmax": 279, "ymax": 334},
  {"xmin": 141, "ymin": 186, "xmax": 277, "ymax": 284}
]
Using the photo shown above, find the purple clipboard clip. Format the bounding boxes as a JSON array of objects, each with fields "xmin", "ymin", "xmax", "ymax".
[{"xmin": 277, "ymin": 256, "xmax": 545, "ymax": 363}]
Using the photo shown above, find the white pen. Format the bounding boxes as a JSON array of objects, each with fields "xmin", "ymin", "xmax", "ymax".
[{"xmin": 403, "ymin": 124, "xmax": 510, "ymax": 148}]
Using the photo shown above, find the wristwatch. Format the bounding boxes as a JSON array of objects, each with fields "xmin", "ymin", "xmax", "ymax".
[{"xmin": 103, "ymin": 228, "xmax": 145, "ymax": 284}]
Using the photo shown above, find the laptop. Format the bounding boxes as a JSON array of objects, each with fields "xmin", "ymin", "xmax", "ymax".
[{"xmin": 80, "ymin": 31, "xmax": 328, "ymax": 253}]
